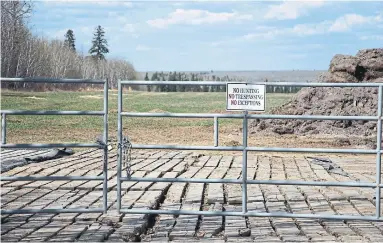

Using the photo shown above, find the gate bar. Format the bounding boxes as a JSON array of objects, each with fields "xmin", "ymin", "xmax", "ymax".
[
  {"xmin": 120, "ymin": 176, "xmax": 381, "ymax": 188},
  {"xmin": 121, "ymin": 112, "xmax": 378, "ymax": 121},
  {"xmin": 120, "ymin": 208, "xmax": 382, "ymax": 221},
  {"xmin": 1, "ymin": 113, "xmax": 6, "ymax": 144},
  {"xmin": 214, "ymin": 116, "xmax": 218, "ymax": 147},
  {"xmin": 0, "ymin": 77, "xmax": 105, "ymax": 84},
  {"xmin": 130, "ymin": 144, "xmax": 377, "ymax": 154},
  {"xmin": 1, "ymin": 208, "xmax": 104, "ymax": 214},
  {"xmin": 1, "ymin": 143, "xmax": 103, "ymax": 149},
  {"xmin": 1, "ymin": 176, "xmax": 104, "ymax": 181},
  {"xmin": 1, "ymin": 110, "xmax": 105, "ymax": 115}
]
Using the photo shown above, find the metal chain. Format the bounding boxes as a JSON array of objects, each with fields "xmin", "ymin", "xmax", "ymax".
[{"xmin": 119, "ymin": 136, "xmax": 132, "ymax": 178}]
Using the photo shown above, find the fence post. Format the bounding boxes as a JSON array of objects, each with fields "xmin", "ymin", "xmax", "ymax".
[
  {"xmin": 214, "ymin": 116, "xmax": 219, "ymax": 147},
  {"xmin": 2, "ymin": 113, "xmax": 6, "ymax": 144},
  {"xmin": 242, "ymin": 110, "xmax": 248, "ymax": 214},
  {"xmin": 103, "ymin": 79, "xmax": 109, "ymax": 213},
  {"xmin": 376, "ymin": 85, "xmax": 382, "ymax": 218}
]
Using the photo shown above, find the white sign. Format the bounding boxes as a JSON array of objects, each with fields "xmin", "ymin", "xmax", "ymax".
[{"xmin": 226, "ymin": 83, "xmax": 266, "ymax": 111}]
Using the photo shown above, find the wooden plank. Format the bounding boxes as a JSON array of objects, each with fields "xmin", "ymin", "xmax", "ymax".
[
  {"xmin": 131, "ymin": 158, "xmax": 157, "ymax": 171},
  {"xmin": 47, "ymin": 222, "xmax": 89, "ymax": 242},
  {"xmin": 150, "ymin": 172, "xmax": 179, "ymax": 191},
  {"xmin": 219, "ymin": 156, "xmax": 233, "ymax": 168},
  {"xmin": 161, "ymin": 151, "xmax": 182, "ymax": 159},
  {"xmin": 27, "ymin": 189, "xmax": 89, "ymax": 222},
  {"xmin": 117, "ymin": 190, "xmax": 164, "ymax": 241},
  {"xmin": 169, "ymin": 203, "xmax": 200, "ymax": 239},
  {"xmin": 169, "ymin": 167, "xmax": 214, "ymax": 241},
  {"xmin": 121, "ymin": 170, "xmax": 147, "ymax": 190},
  {"xmin": 184, "ymin": 167, "xmax": 214, "ymax": 204},
  {"xmin": 224, "ymin": 168, "xmax": 242, "ymax": 204},
  {"xmin": 205, "ymin": 155, "xmax": 222, "ymax": 167},
  {"xmin": 139, "ymin": 158, "xmax": 169, "ymax": 172},
  {"xmin": 77, "ymin": 223, "xmax": 113, "ymax": 242},
  {"xmin": 52, "ymin": 191, "xmax": 101, "ymax": 222},
  {"xmin": 231, "ymin": 156, "xmax": 242, "ymax": 168},
  {"xmin": 224, "ymin": 205, "xmax": 249, "ymax": 238},
  {"xmin": 207, "ymin": 167, "xmax": 229, "ymax": 204},
  {"xmin": 62, "ymin": 169, "xmax": 102, "ymax": 190},
  {"xmin": 198, "ymin": 203, "xmax": 224, "ymax": 238},
  {"xmin": 155, "ymin": 158, "xmax": 183, "ymax": 173},
  {"xmin": 247, "ymin": 202, "xmax": 281, "ymax": 241},
  {"xmin": 130, "ymin": 171, "xmax": 162, "ymax": 191},
  {"xmin": 1, "ymin": 189, "xmax": 52, "ymax": 211},
  {"xmin": 1, "ymin": 167, "xmax": 42, "ymax": 186},
  {"xmin": 19, "ymin": 221, "xmax": 69, "ymax": 242},
  {"xmin": 172, "ymin": 162, "xmax": 187, "ymax": 172},
  {"xmin": 173, "ymin": 151, "xmax": 192, "ymax": 159},
  {"xmin": 194, "ymin": 156, "xmax": 210, "ymax": 167},
  {"xmin": 1, "ymin": 220, "xmax": 49, "ymax": 242}
]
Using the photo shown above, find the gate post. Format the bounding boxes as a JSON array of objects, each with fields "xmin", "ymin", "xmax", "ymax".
[
  {"xmin": 242, "ymin": 110, "xmax": 248, "ymax": 214},
  {"xmin": 376, "ymin": 85, "xmax": 382, "ymax": 218},
  {"xmin": 117, "ymin": 80, "xmax": 122, "ymax": 212},
  {"xmin": 103, "ymin": 79, "xmax": 109, "ymax": 213}
]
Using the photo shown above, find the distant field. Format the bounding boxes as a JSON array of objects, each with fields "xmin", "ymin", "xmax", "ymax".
[{"xmin": 0, "ymin": 91, "xmax": 292, "ymax": 145}]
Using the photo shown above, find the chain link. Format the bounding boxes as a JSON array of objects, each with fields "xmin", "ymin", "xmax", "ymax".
[{"xmin": 119, "ymin": 136, "xmax": 132, "ymax": 178}]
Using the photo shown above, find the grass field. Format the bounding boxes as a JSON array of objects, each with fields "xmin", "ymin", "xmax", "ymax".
[{"xmin": 1, "ymin": 91, "xmax": 292, "ymax": 147}]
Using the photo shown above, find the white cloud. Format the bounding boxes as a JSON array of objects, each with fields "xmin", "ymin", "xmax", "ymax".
[
  {"xmin": 329, "ymin": 13, "xmax": 382, "ymax": 32},
  {"xmin": 147, "ymin": 9, "xmax": 252, "ymax": 28},
  {"xmin": 213, "ymin": 12, "xmax": 382, "ymax": 46},
  {"xmin": 136, "ymin": 44, "xmax": 150, "ymax": 51},
  {"xmin": 44, "ymin": 0, "xmax": 133, "ymax": 7},
  {"xmin": 360, "ymin": 35, "xmax": 383, "ymax": 41},
  {"xmin": 265, "ymin": 1, "xmax": 325, "ymax": 20},
  {"xmin": 95, "ymin": 1, "xmax": 133, "ymax": 7}
]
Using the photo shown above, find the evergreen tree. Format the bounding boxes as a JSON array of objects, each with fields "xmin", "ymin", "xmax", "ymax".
[
  {"xmin": 144, "ymin": 72, "xmax": 149, "ymax": 81},
  {"xmin": 151, "ymin": 72, "xmax": 158, "ymax": 81},
  {"xmin": 64, "ymin": 29, "xmax": 76, "ymax": 51},
  {"xmin": 89, "ymin": 25, "xmax": 109, "ymax": 60}
]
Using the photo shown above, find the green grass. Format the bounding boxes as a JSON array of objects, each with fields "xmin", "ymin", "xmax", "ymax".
[{"xmin": 1, "ymin": 91, "xmax": 293, "ymax": 143}]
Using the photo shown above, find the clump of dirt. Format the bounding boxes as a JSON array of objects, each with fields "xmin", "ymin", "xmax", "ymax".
[
  {"xmin": 250, "ymin": 48, "xmax": 383, "ymax": 148},
  {"xmin": 225, "ymin": 140, "xmax": 241, "ymax": 146},
  {"xmin": 148, "ymin": 109, "xmax": 169, "ymax": 113},
  {"xmin": 26, "ymin": 96, "xmax": 47, "ymax": 100}
]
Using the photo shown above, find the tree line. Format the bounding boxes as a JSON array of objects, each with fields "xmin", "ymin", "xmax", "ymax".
[
  {"xmin": 140, "ymin": 71, "xmax": 302, "ymax": 93},
  {"xmin": 1, "ymin": 0, "xmax": 136, "ymax": 91}
]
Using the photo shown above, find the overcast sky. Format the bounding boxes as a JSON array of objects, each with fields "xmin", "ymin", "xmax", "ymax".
[{"xmin": 30, "ymin": 0, "xmax": 383, "ymax": 71}]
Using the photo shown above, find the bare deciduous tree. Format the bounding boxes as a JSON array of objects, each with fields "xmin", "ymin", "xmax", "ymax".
[{"xmin": 1, "ymin": 0, "xmax": 137, "ymax": 91}]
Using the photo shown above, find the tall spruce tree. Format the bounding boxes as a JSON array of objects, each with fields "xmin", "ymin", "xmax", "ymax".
[
  {"xmin": 144, "ymin": 72, "xmax": 149, "ymax": 81},
  {"xmin": 89, "ymin": 25, "xmax": 109, "ymax": 60},
  {"xmin": 64, "ymin": 29, "xmax": 76, "ymax": 51}
]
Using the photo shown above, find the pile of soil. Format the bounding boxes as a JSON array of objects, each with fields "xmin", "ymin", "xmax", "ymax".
[{"xmin": 250, "ymin": 48, "xmax": 383, "ymax": 148}]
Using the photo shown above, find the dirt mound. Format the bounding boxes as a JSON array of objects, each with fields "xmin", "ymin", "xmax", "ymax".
[{"xmin": 250, "ymin": 48, "xmax": 383, "ymax": 148}]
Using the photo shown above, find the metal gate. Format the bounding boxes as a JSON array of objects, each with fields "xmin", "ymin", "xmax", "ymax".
[
  {"xmin": 0, "ymin": 77, "xmax": 109, "ymax": 214},
  {"xmin": 117, "ymin": 80, "xmax": 382, "ymax": 221}
]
